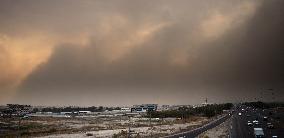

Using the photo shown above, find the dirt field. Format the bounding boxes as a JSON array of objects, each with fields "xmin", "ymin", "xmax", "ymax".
[{"xmin": 0, "ymin": 115, "xmax": 209, "ymax": 137}]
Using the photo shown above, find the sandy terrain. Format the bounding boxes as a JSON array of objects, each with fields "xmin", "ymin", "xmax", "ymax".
[
  {"xmin": 38, "ymin": 118, "xmax": 208, "ymax": 138},
  {"xmin": 1, "ymin": 115, "xmax": 209, "ymax": 138}
]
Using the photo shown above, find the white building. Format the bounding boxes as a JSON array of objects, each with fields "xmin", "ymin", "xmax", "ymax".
[
  {"xmin": 120, "ymin": 107, "xmax": 131, "ymax": 112},
  {"xmin": 79, "ymin": 111, "xmax": 91, "ymax": 114}
]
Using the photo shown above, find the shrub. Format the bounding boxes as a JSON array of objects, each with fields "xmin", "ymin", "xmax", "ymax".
[{"xmin": 86, "ymin": 133, "xmax": 93, "ymax": 136}]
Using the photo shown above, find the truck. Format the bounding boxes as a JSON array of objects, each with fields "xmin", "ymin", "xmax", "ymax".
[{"xmin": 254, "ymin": 128, "xmax": 264, "ymax": 138}]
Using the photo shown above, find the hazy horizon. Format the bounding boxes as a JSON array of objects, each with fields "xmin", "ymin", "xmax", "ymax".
[{"xmin": 0, "ymin": 0, "xmax": 283, "ymax": 106}]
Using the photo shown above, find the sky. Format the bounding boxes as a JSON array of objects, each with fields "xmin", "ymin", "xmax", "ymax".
[{"xmin": 0, "ymin": 0, "xmax": 283, "ymax": 106}]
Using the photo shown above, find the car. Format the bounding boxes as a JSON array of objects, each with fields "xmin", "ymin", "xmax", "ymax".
[
  {"xmin": 248, "ymin": 121, "xmax": 253, "ymax": 126},
  {"xmin": 272, "ymin": 136, "xmax": 278, "ymax": 138},
  {"xmin": 267, "ymin": 123, "xmax": 274, "ymax": 129},
  {"xmin": 253, "ymin": 120, "xmax": 260, "ymax": 125},
  {"xmin": 246, "ymin": 114, "xmax": 251, "ymax": 117},
  {"xmin": 263, "ymin": 116, "xmax": 268, "ymax": 121},
  {"xmin": 238, "ymin": 113, "xmax": 242, "ymax": 116},
  {"xmin": 21, "ymin": 115, "xmax": 30, "ymax": 119}
]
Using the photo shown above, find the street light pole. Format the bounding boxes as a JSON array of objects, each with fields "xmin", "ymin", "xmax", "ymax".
[
  {"xmin": 128, "ymin": 116, "xmax": 131, "ymax": 138},
  {"xmin": 150, "ymin": 111, "xmax": 152, "ymax": 137}
]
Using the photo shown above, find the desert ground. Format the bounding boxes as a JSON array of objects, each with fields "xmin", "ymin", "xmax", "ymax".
[{"xmin": 1, "ymin": 114, "xmax": 214, "ymax": 137}]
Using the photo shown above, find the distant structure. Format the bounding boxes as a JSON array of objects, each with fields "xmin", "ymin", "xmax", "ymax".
[
  {"xmin": 120, "ymin": 107, "xmax": 131, "ymax": 112},
  {"xmin": 157, "ymin": 105, "xmax": 170, "ymax": 111},
  {"xmin": 201, "ymin": 98, "xmax": 211, "ymax": 106},
  {"xmin": 168, "ymin": 105, "xmax": 192, "ymax": 110},
  {"xmin": 7, "ymin": 104, "xmax": 32, "ymax": 114},
  {"xmin": 78, "ymin": 111, "xmax": 91, "ymax": 114},
  {"xmin": 193, "ymin": 98, "xmax": 212, "ymax": 108},
  {"xmin": 131, "ymin": 104, "xmax": 158, "ymax": 112},
  {"xmin": 0, "ymin": 104, "xmax": 32, "ymax": 117}
]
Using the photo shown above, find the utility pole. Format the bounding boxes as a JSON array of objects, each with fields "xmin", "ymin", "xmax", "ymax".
[
  {"xmin": 128, "ymin": 116, "xmax": 131, "ymax": 138},
  {"xmin": 149, "ymin": 111, "xmax": 152, "ymax": 138},
  {"xmin": 18, "ymin": 116, "xmax": 21, "ymax": 138}
]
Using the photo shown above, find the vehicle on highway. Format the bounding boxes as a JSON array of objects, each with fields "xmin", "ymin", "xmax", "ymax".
[
  {"xmin": 21, "ymin": 115, "xmax": 30, "ymax": 119},
  {"xmin": 267, "ymin": 122, "xmax": 274, "ymax": 129},
  {"xmin": 253, "ymin": 120, "xmax": 260, "ymax": 125},
  {"xmin": 247, "ymin": 121, "xmax": 253, "ymax": 126},
  {"xmin": 254, "ymin": 128, "xmax": 265, "ymax": 138},
  {"xmin": 263, "ymin": 116, "xmax": 268, "ymax": 121}
]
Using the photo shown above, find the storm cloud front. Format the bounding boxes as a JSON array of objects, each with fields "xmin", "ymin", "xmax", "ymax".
[{"xmin": 0, "ymin": 0, "xmax": 283, "ymax": 106}]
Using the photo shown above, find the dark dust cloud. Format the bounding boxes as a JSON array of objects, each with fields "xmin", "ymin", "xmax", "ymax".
[{"xmin": 0, "ymin": 0, "xmax": 283, "ymax": 106}]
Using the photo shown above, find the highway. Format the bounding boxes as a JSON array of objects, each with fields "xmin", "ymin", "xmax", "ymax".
[
  {"xmin": 164, "ymin": 105, "xmax": 284, "ymax": 138},
  {"xmin": 230, "ymin": 105, "xmax": 284, "ymax": 138},
  {"xmin": 163, "ymin": 114, "xmax": 231, "ymax": 138}
]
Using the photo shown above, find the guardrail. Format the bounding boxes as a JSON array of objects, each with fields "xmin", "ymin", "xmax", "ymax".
[{"xmin": 163, "ymin": 114, "xmax": 231, "ymax": 138}]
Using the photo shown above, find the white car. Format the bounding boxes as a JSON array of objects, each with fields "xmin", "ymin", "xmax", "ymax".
[
  {"xmin": 253, "ymin": 120, "xmax": 259, "ymax": 125},
  {"xmin": 247, "ymin": 121, "xmax": 253, "ymax": 126},
  {"xmin": 263, "ymin": 116, "xmax": 268, "ymax": 121},
  {"xmin": 238, "ymin": 113, "xmax": 242, "ymax": 116}
]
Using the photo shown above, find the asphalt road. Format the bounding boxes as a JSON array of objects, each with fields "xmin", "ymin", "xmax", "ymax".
[
  {"xmin": 164, "ymin": 105, "xmax": 284, "ymax": 138},
  {"xmin": 230, "ymin": 105, "xmax": 284, "ymax": 138},
  {"xmin": 163, "ymin": 114, "xmax": 230, "ymax": 138}
]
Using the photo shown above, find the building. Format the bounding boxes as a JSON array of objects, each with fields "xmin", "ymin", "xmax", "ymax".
[
  {"xmin": 157, "ymin": 105, "xmax": 170, "ymax": 111},
  {"xmin": 120, "ymin": 107, "xmax": 131, "ymax": 112},
  {"xmin": 193, "ymin": 98, "xmax": 213, "ymax": 108},
  {"xmin": 131, "ymin": 104, "xmax": 158, "ymax": 112},
  {"xmin": 6, "ymin": 104, "xmax": 32, "ymax": 115},
  {"xmin": 79, "ymin": 111, "xmax": 91, "ymax": 114}
]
